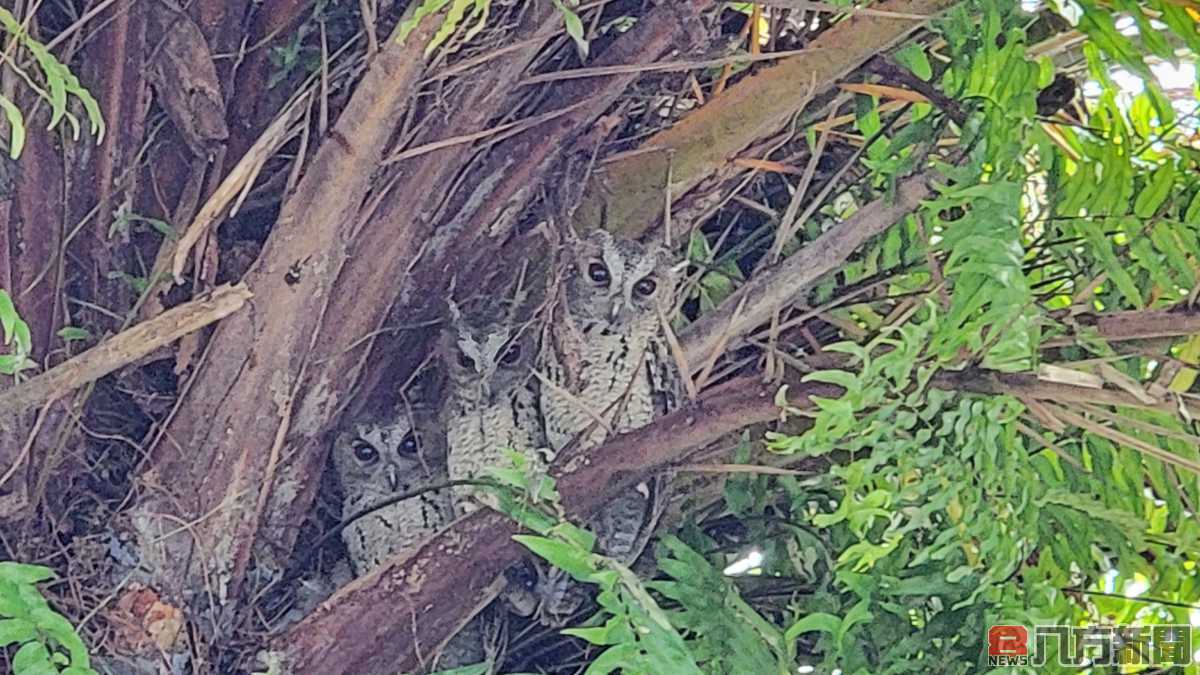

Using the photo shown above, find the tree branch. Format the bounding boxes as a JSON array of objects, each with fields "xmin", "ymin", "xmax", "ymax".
[
  {"xmin": 574, "ymin": 0, "xmax": 960, "ymax": 239},
  {"xmin": 932, "ymin": 368, "xmax": 1199, "ymax": 417},
  {"xmin": 278, "ymin": 360, "xmax": 1194, "ymax": 673},
  {"xmin": 128, "ymin": 10, "xmax": 451, "ymax": 604},
  {"xmin": 0, "ymin": 284, "xmax": 251, "ymax": 420},
  {"xmin": 680, "ymin": 171, "xmax": 934, "ymax": 364},
  {"xmin": 1044, "ymin": 306, "xmax": 1200, "ymax": 347}
]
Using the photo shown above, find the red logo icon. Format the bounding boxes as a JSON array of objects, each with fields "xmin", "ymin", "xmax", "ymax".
[{"xmin": 988, "ymin": 625, "xmax": 1029, "ymax": 657}]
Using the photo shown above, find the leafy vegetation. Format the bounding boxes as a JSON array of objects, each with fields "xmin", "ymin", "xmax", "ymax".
[
  {"xmin": 0, "ymin": 7, "xmax": 103, "ymax": 158},
  {"xmin": 480, "ymin": 0, "xmax": 1200, "ymax": 672},
  {"xmin": 0, "ymin": 563, "xmax": 96, "ymax": 675}
]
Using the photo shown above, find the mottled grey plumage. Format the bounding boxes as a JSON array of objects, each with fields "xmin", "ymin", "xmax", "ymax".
[
  {"xmin": 332, "ymin": 410, "xmax": 453, "ymax": 575},
  {"xmin": 541, "ymin": 230, "xmax": 680, "ymax": 449},
  {"xmin": 527, "ymin": 229, "xmax": 680, "ymax": 624},
  {"xmin": 439, "ymin": 305, "xmax": 549, "ymax": 515},
  {"xmin": 332, "ymin": 410, "xmax": 496, "ymax": 671}
]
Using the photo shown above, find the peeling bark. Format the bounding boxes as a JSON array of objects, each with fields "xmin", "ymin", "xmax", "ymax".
[
  {"xmin": 225, "ymin": 0, "xmax": 310, "ymax": 162},
  {"xmin": 259, "ymin": 0, "xmax": 715, "ymax": 565},
  {"xmin": 72, "ymin": 0, "xmax": 150, "ymax": 321},
  {"xmin": 0, "ymin": 102, "xmax": 67, "ymax": 518},
  {"xmin": 0, "ymin": 284, "xmax": 251, "ymax": 418},
  {"xmin": 253, "ymin": 3, "xmax": 564, "ymax": 568}
]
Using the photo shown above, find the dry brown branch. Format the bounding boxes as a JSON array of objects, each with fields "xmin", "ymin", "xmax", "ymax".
[
  {"xmin": 761, "ymin": 0, "xmax": 937, "ymax": 19},
  {"xmin": 575, "ymin": 0, "xmax": 960, "ymax": 239},
  {"xmin": 251, "ymin": 3, "xmax": 567, "ymax": 568},
  {"xmin": 0, "ymin": 101, "xmax": 67, "ymax": 516},
  {"xmin": 0, "ymin": 285, "xmax": 251, "ymax": 420},
  {"xmin": 517, "ymin": 47, "xmax": 824, "ymax": 85},
  {"xmin": 1043, "ymin": 306, "xmax": 1200, "ymax": 347},
  {"xmin": 680, "ymin": 171, "xmax": 934, "ymax": 364},
  {"xmin": 170, "ymin": 95, "xmax": 309, "ymax": 282},
  {"xmin": 320, "ymin": 3, "xmax": 720, "ymax": 554},
  {"xmin": 931, "ymin": 368, "xmax": 1200, "ymax": 418}
]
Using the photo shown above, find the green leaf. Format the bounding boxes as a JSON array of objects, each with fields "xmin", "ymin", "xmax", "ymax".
[
  {"xmin": 0, "ymin": 93, "xmax": 25, "ymax": 159},
  {"xmin": 513, "ymin": 535, "xmax": 595, "ymax": 581},
  {"xmin": 0, "ymin": 563, "xmax": 56, "ymax": 585},
  {"xmin": 30, "ymin": 607, "xmax": 90, "ymax": 666},
  {"xmin": 801, "ymin": 369, "xmax": 859, "ymax": 391},
  {"xmin": 56, "ymin": 327, "xmax": 91, "ymax": 343},
  {"xmin": 1133, "ymin": 163, "xmax": 1175, "ymax": 219},
  {"xmin": 0, "ymin": 289, "xmax": 18, "ymax": 345},
  {"xmin": 0, "ymin": 617, "xmax": 36, "ymax": 646},
  {"xmin": 429, "ymin": 662, "xmax": 492, "ymax": 675},
  {"xmin": 396, "ymin": 0, "xmax": 452, "ymax": 47},
  {"xmin": 783, "ymin": 612, "xmax": 841, "ymax": 643},
  {"xmin": 893, "ymin": 43, "xmax": 932, "ymax": 80},
  {"xmin": 13, "ymin": 640, "xmax": 53, "ymax": 674},
  {"xmin": 552, "ymin": 0, "xmax": 589, "ymax": 60},
  {"xmin": 584, "ymin": 643, "xmax": 640, "ymax": 675}
]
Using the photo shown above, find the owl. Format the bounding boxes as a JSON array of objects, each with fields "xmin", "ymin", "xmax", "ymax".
[
  {"xmin": 439, "ymin": 303, "xmax": 550, "ymax": 515},
  {"xmin": 541, "ymin": 229, "xmax": 681, "ymax": 450},
  {"xmin": 332, "ymin": 408, "xmax": 497, "ymax": 671},
  {"xmin": 528, "ymin": 229, "xmax": 680, "ymax": 624},
  {"xmin": 332, "ymin": 408, "xmax": 453, "ymax": 575}
]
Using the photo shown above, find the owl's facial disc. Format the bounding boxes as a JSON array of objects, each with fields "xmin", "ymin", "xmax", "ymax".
[{"xmin": 593, "ymin": 240, "xmax": 663, "ymax": 328}]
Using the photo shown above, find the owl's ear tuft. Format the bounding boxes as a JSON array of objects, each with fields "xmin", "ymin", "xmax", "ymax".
[{"xmin": 405, "ymin": 365, "xmax": 443, "ymax": 408}]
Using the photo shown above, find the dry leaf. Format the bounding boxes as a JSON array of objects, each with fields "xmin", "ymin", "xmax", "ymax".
[
  {"xmin": 1036, "ymin": 364, "xmax": 1104, "ymax": 389},
  {"xmin": 1096, "ymin": 362, "xmax": 1158, "ymax": 404}
]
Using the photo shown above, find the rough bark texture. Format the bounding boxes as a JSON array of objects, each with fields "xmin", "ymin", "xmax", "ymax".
[
  {"xmin": 280, "ymin": 359, "xmax": 1177, "ymax": 672},
  {"xmin": 0, "ymin": 96, "xmax": 68, "ymax": 518},
  {"xmin": 932, "ymin": 368, "xmax": 1200, "ymax": 416},
  {"xmin": 574, "ymin": 0, "xmax": 960, "ymax": 239},
  {"xmin": 71, "ymin": 0, "xmax": 150, "ymax": 325},
  {"xmin": 0, "ymin": 285, "xmax": 251, "ymax": 418},
  {"xmin": 129, "ymin": 13, "xmax": 448, "ymax": 604},
  {"xmin": 260, "ymin": 0, "xmax": 717, "ymax": 564},
  {"xmin": 254, "ymin": 2, "xmax": 564, "ymax": 565},
  {"xmin": 225, "ymin": 0, "xmax": 311, "ymax": 162}
]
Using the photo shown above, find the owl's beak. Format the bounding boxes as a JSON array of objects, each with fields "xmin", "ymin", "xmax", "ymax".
[
  {"xmin": 607, "ymin": 297, "xmax": 627, "ymax": 324},
  {"xmin": 385, "ymin": 463, "xmax": 400, "ymax": 492}
]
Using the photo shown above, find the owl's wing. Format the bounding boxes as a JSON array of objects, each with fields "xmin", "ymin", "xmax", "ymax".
[{"xmin": 645, "ymin": 337, "xmax": 682, "ymax": 417}]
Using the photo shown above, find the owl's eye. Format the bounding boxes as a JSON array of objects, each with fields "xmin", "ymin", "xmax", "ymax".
[
  {"xmin": 587, "ymin": 262, "xmax": 610, "ymax": 286},
  {"xmin": 634, "ymin": 277, "xmax": 657, "ymax": 297},
  {"xmin": 500, "ymin": 342, "xmax": 522, "ymax": 366},
  {"xmin": 351, "ymin": 440, "xmax": 379, "ymax": 463},
  {"xmin": 398, "ymin": 432, "xmax": 419, "ymax": 457},
  {"xmin": 456, "ymin": 350, "xmax": 476, "ymax": 370}
]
